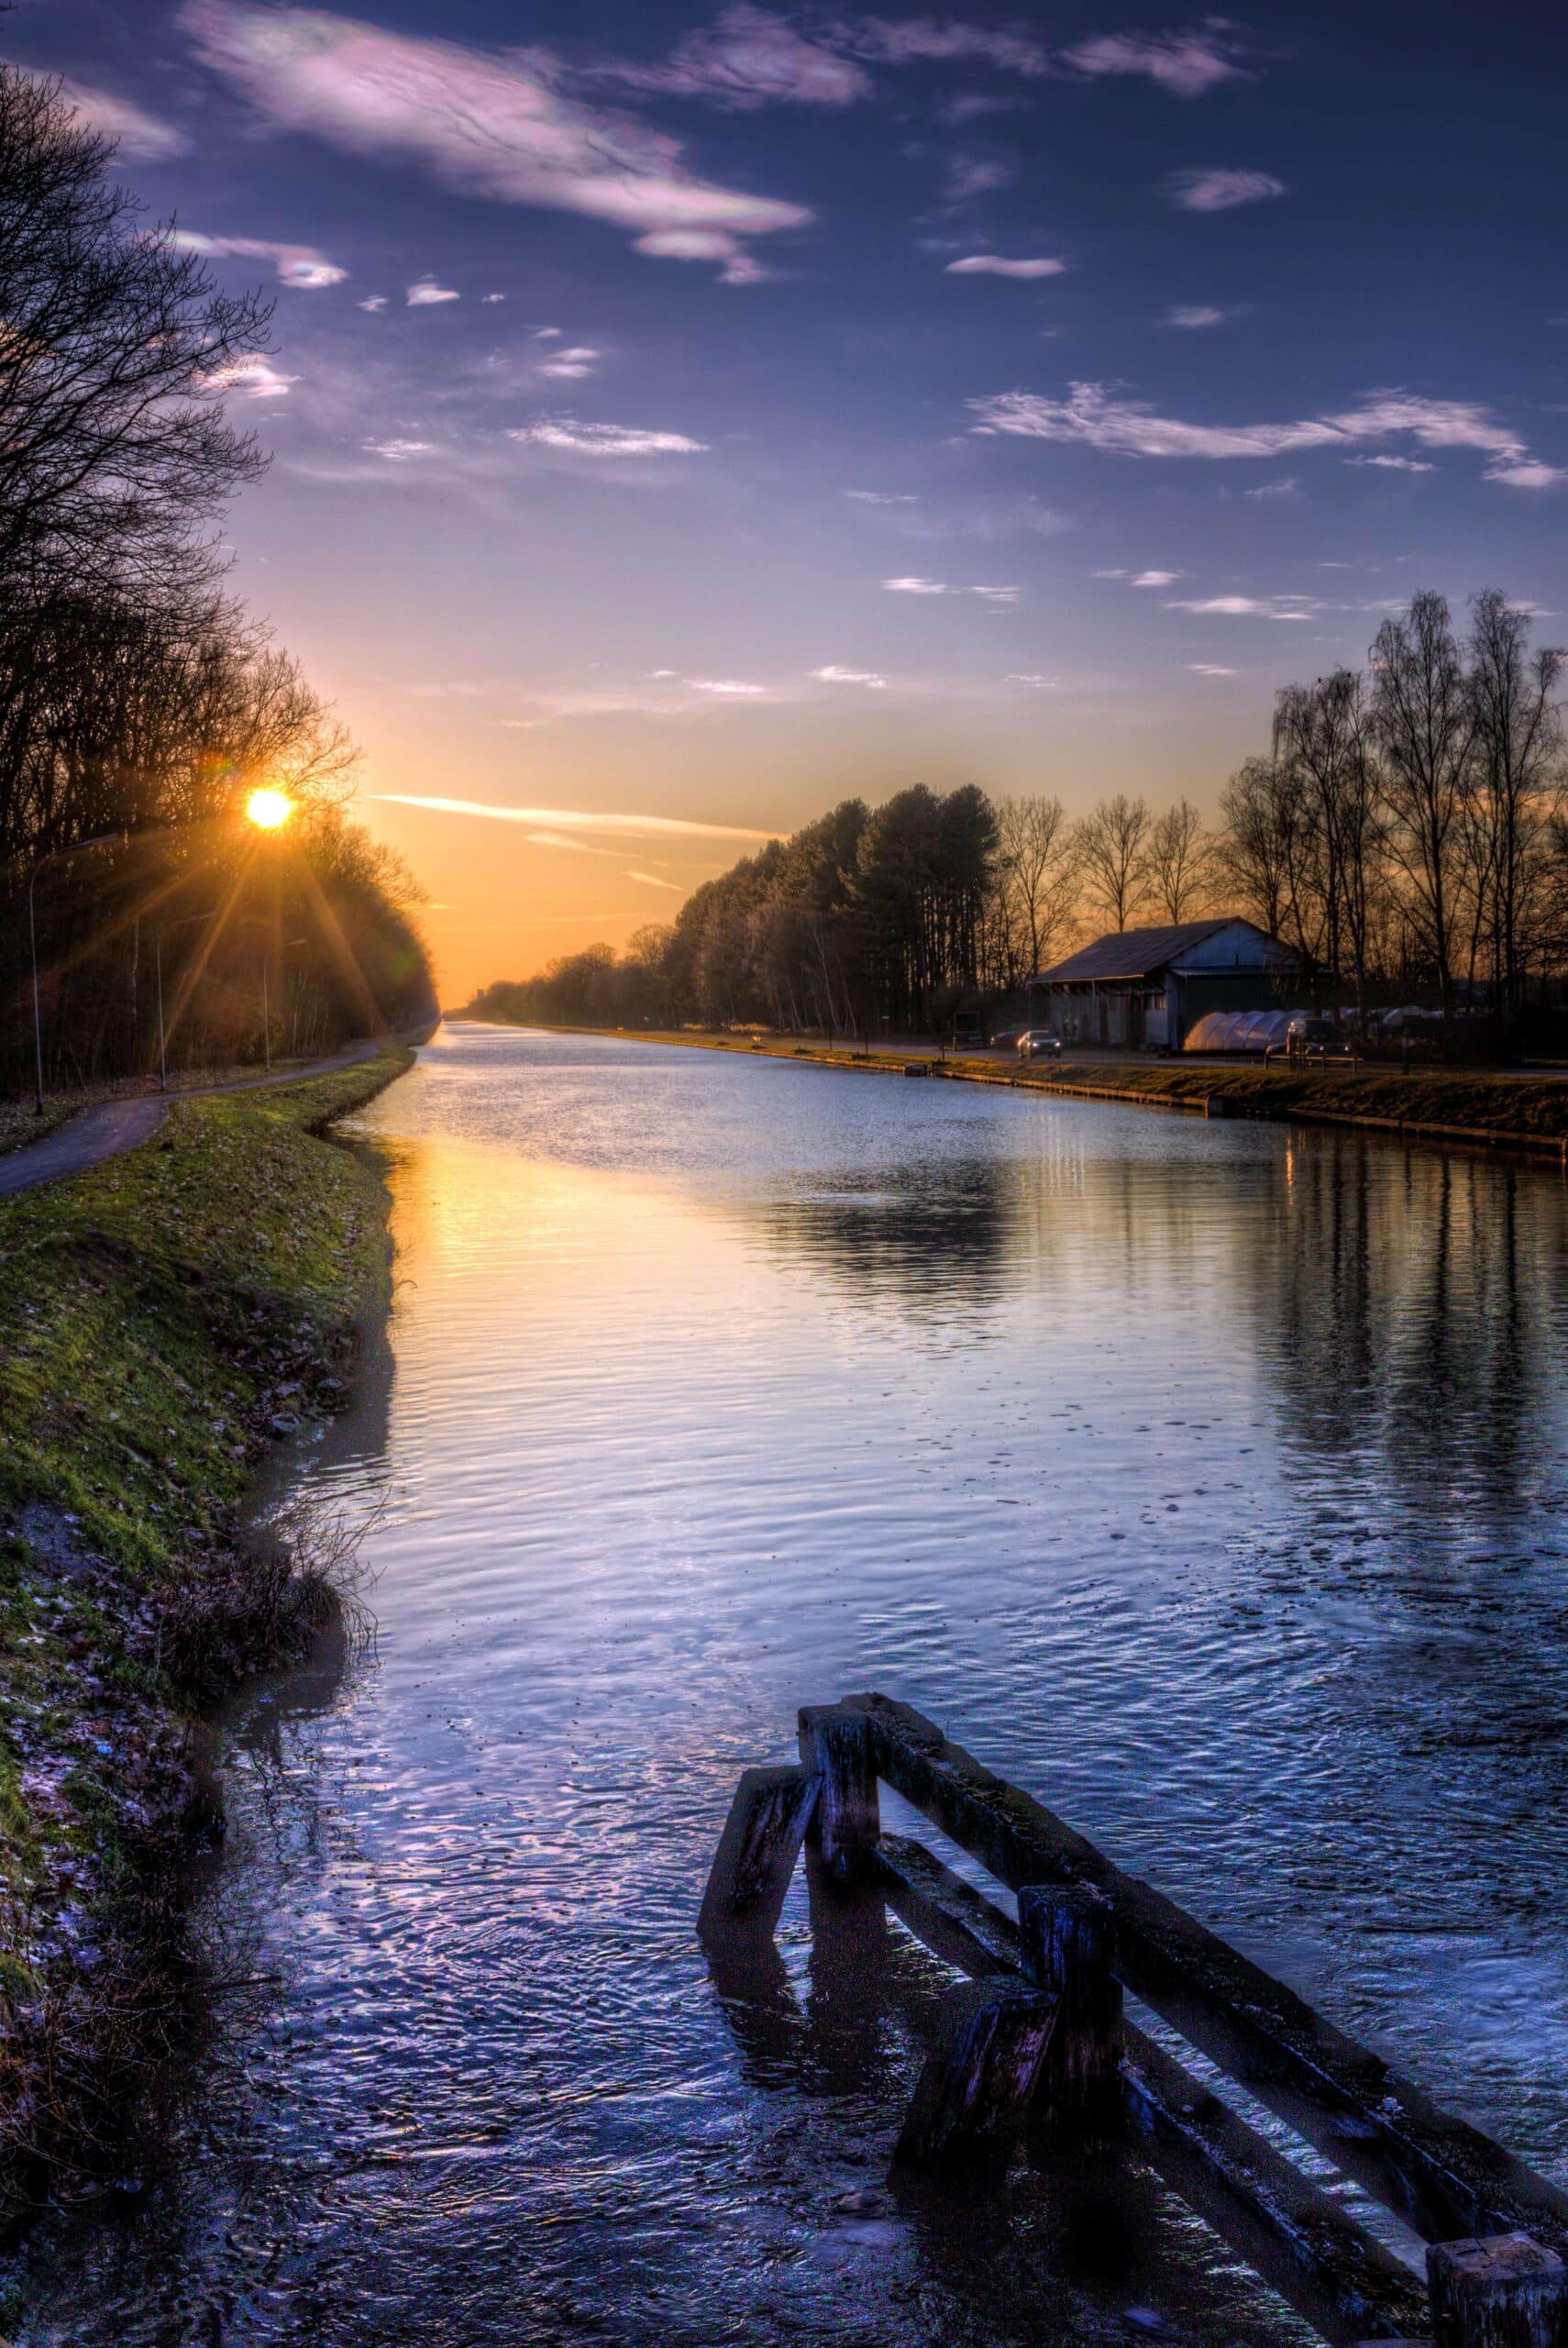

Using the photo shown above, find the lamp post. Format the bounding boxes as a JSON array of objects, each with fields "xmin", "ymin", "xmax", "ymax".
[
  {"xmin": 28, "ymin": 831, "xmax": 122, "ymax": 1114},
  {"xmin": 155, "ymin": 911, "xmax": 217, "ymax": 1093}
]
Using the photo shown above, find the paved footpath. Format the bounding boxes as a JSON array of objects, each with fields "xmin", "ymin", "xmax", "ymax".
[{"xmin": 0, "ymin": 1036, "xmax": 399, "ymax": 1202}]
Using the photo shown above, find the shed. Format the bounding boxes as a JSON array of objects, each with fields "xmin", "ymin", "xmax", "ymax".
[{"xmin": 1031, "ymin": 919, "xmax": 1301, "ymax": 1052}]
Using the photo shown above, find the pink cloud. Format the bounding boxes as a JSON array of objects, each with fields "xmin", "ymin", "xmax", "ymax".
[
  {"xmin": 1165, "ymin": 167, "xmax": 1284, "ymax": 212},
  {"xmin": 173, "ymin": 230, "xmax": 347, "ymax": 286},
  {"xmin": 970, "ymin": 383, "xmax": 1549, "ymax": 485},
  {"xmin": 945, "ymin": 254, "xmax": 1066, "ymax": 279},
  {"xmin": 180, "ymin": 2, "xmax": 811, "ymax": 277},
  {"xmin": 839, "ymin": 17, "xmax": 1049, "ymax": 75},
  {"xmin": 47, "ymin": 75, "xmax": 189, "ymax": 160},
  {"xmin": 597, "ymin": 7, "xmax": 870, "ymax": 108},
  {"xmin": 1062, "ymin": 29, "xmax": 1252, "ymax": 98}
]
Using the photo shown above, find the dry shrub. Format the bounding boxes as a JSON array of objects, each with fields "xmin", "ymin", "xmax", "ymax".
[{"xmin": 155, "ymin": 1490, "xmax": 383, "ymax": 1704}]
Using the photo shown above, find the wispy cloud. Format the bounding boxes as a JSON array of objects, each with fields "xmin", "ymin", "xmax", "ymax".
[
  {"xmin": 595, "ymin": 8, "xmax": 870, "ymax": 108},
  {"xmin": 172, "ymin": 231, "xmax": 346, "ymax": 287},
  {"xmin": 839, "ymin": 18, "xmax": 1049, "ymax": 75},
  {"xmin": 1062, "ymin": 28, "xmax": 1252, "ymax": 98},
  {"xmin": 1245, "ymin": 476, "xmax": 1297, "ymax": 498},
  {"xmin": 1165, "ymin": 167, "xmax": 1285, "ymax": 212},
  {"xmin": 1131, "ymin": 569, "xmax": 1181, "ymax": 585},
  {"xmin": 1485, "ymin": 460, "xmax": 1565, "ymax": 490},
  {"xmin": 943, "ymin": 156, "xmax": 1013, "ymax": 204},
  {"xmin": 204, "ymin": 354, "xmax": 297, "ymax": 399},
  {"xmin": 687, "ymin": 677, "xmax": 767, "ymax": 694},
  {"xmin": 880, "ymin": 574, "xmax": 1018, "ymax": 599},
  {"xmin": 180, "ymin": 1, "xmax": 811, "ymax": 281},
  {"xmin": 1167, "ymin": 594, "xmax": 1317, "ymax": 619},
  {"xmin": 407, "ymin": 279, "xmax": 459, "ymax": 305},
  {"xmin": 1165, "ymin": 304, "xmax": 1226, "ymax": 328},
  {"xmin": 1347, "ymin": 454, "xmax": 1435, "ymax": 472},
  {"xmin": 1007, "ymin": 672, "xmax": 1058, "ymax": 687},
  {"xmin": 946, "ymin": 254, "xmax": 1066, "ymax": 279},
  {"xmin": 539, "ymin": 345, "xmax": 602, "ymax": 379},
  {"xmin": 845, "ymin": 489, "xmax": 919, "ymax": 504},
  {"xmin": 363, "ymin": 437, "xmax": 436, "ymax": 460},
  {"xmin": 508, "ymin": 420, "xmax": 709, "ymax": 457},
  {"xmin": 625, "ymin": 869, "xmax": 683, "ymax": 889},
  {"xmin": 1190, "ymin": 662, "xmax": 1237, "ymax": 675},
  {"xmin": 969, "ymin": 382, "xmax": 1553, "ymax": 486},
  {"xmin": 812, "ymin": 663, "xmax": 887, "ymax": 687},
  {"xmin": 46, "ymin": 75, "xmax": 189, "ymax": 160},
  {"xmin": 358, "ymin": 294, "xmax": 388, "ymax": 312},
  {"xmin": 367, "ymin": 794, "xmax": 778, "ymax": 841}
]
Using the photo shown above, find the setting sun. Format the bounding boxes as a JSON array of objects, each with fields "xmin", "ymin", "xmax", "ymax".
[{"xmin": 246, "ymin": 787, "xmax": 293, "ymax": 831}]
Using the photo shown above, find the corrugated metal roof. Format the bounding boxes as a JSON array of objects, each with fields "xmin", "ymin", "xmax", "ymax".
[{"xmin": 1034, "ymin": 919, "xmax": 1241, "ymax": 983}]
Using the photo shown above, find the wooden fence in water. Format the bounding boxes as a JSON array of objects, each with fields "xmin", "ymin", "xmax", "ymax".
[{"xmin": 701, "ymin": 1694, "xmax": 1568, "ymax": 2347}]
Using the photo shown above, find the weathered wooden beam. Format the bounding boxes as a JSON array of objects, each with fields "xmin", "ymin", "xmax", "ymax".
[
  {"xmin": 1126, "ymin": 2030, "xmax": 1431, "ymax": 2347},
  {"xmin": 873, "ymin": 1831, "xmax": 1430, "ymax": 2346},
  {"xmin": 1427, "ymin": 2234, "xmax": 1568, "ymax": 2347},
  {"xmin": 698, "ymin": 1764, "xmax": 819, "ymax": 1937},
  {"xmin": 843, "ymin": 1691, "xmax": 1568, "ymax": 2253},
  {"xmin": 798, "ymin": 1704, "xmax": 879, "ymax": 1886},
  {"xmin": 1019, "ymin": 1882, "xmax": 1123, "ymax": 2141},
  {"xmin": 892, "ymin": 1979, "xmax": 1057, "ymax": 2174},
  {"xmin": 874, "ymin": 1833, "xmax": 1020, "ymax": 1977}
]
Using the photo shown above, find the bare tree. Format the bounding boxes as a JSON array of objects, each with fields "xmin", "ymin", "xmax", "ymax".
[
  {"xmin": 1370, "ymin": 593, "xmax": 1475, "ymax": 1013},
  {"xmin": 1074, "ymin": 793, "xmax": 1150, "ymax": 932},
  {"xmin": 1216, "ymin": 758, "xmax": 1294, "ymax": 941},
  {"xmin": 1273, "ymin": 670, "xmax": 1383, "ymax": 1024},
  {"xmin": 994, "ymin": 792, "xmax": 1079, "ymax": 975},
  {"xmin": 1463, "ymin": 589, "xmax": 1565, "ymax": 1033},
  {"xmin": 0, "ymin": 64, "xmax": 271, "ymax": 598},
  {"xmin": 1145, "ymin": 798, "xmax": 1212, "ymax": 923}
]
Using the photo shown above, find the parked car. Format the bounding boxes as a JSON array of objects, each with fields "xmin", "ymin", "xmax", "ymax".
[
  {"xmin": 1016, "ymin": 1029, "xmax": 1063, "ymax": 1059},
  {"xmin": 989, "ymin": 1027, "xmax": 1021, "ymax": 1049}
]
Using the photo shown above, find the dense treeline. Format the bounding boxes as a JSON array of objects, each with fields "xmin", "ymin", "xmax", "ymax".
[
  {"xmin": 1, "ymin": 63, "xmax": 434, "ymax": 1097},
  {"xmin": 470, "ymin": 589, "xmax": 1567, "ymax": 1051}
]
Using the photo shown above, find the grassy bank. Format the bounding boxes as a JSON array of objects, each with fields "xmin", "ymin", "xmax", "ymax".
[
  {"xmin": 579, "ymin": 1027, "xmax": 1568, "ymax": 1157},
  {"xmin": 0, "ymin": 1049, "xmax": 411, "ymax": 2225}
]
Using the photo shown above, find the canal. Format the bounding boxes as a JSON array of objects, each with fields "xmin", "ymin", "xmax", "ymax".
[{"xmin": 25, "ymin": 1021, "xmax": 1568, "ymax": 2343}]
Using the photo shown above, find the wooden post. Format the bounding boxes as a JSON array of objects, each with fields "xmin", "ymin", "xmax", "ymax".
[
  {"xmin": 1427, "ymin": 2234, "xmax": 1568, "ymax": 2348},
  {"xmin": 1018, "ymin": 1882, "xmax": 1123, "ymax": 2141},
  {"xmin": 698, "ymin": 1765, "xmax": 819, "ymax": 1938},
  {"xmin": 798, "ymin": 1705, "xmax": 879, "ymax": 1886},
  {"xmin": 893, "ymin": 1980, "xmax": 1057, "ymax": 2174}
]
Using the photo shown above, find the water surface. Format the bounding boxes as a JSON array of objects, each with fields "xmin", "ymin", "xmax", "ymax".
[{"xmin": 27, "ymin": 1024, "xmax": 1568, "ymax": 2344}]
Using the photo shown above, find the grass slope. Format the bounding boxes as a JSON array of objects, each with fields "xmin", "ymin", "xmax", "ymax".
[{"xmin": 0, "ymin": 1049, "xmax": 409, "ymax": 2223}]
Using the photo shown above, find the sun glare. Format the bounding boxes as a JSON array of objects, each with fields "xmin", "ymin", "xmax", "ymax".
[{"xmin": 247, "ymin": 788, "xmax": 293, "ymax": 831}]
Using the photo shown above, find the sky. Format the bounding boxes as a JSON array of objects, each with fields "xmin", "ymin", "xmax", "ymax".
[{"xmin": 7, "ymin": 0, "xmax": 1566, "ymax": 1000}]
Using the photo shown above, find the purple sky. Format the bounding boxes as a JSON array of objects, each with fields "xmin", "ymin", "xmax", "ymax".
[{"xmin": 9, "ymin": 0, "xmax": 1566, "ymax": 994}]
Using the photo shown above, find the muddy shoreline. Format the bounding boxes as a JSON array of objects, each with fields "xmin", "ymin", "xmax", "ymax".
[{"xmin": 0, "ymin": 1049, "xmax": 413, "ymax": 2244}]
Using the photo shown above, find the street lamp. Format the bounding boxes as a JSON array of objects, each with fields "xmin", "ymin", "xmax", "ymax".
[
  {"xmin": 28, "ymin": 831, "xmax": 122, "ymax": 1114},
  {"xmin": 155, "ymin": 911, "xmax": 216, "ymax": 1093}
]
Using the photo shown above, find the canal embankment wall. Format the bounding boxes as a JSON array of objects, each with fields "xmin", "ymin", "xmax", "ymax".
[
  {"xmin": 0, "ymin": 1047, "xmax": 412, "ymax": 2230},
  {"xmin": 545, "ymin": 1026, "xmax": 1568, "ymax": 1166}
]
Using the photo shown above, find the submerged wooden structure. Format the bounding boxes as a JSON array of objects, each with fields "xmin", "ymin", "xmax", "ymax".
[{"xmin": 701, "ymin": 1695, "xmax": 1568, "ymax": 2347}]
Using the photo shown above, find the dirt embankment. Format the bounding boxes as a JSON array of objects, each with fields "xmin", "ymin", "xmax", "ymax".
[{"xmin": 0, "ymin": 1049, "xmax": 411, "ymax": 2230}]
